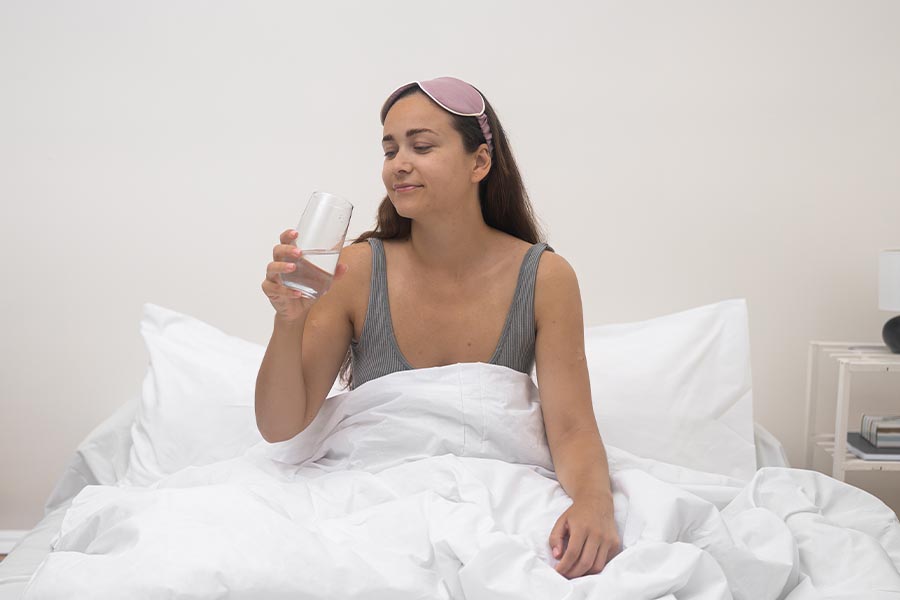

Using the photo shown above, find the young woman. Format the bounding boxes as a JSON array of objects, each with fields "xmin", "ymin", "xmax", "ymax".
[{"xmin": 256, "ymin": 76, "xmax": 620, "ymax": 579}]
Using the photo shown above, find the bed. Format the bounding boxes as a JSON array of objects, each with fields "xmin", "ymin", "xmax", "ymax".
[{"xmin": 1, "ymin": 298, "xmax": 897, "ymax": 599}]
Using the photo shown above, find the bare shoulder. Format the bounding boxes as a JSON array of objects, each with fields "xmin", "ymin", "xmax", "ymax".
[
  {"xmin": 315, "ymin": 238, "xmax": 372, "ymax": 319},
  {"xmin": 535, "ymin": 247, "xmax": 576, "ymax": 284},
  {"xmin": 534, "ymin": 249, "xmax": 581, "ymax": 327},
  {"xmin": 339, "ymin": 238, "xmax": 373, "ymax": 272},
  {"xmin": 335, "ymin": 238, "xmax": 373, "ymax": 298}
]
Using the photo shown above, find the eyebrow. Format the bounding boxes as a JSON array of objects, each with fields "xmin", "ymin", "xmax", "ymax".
[{"xmin": 382, "ymin": 128, "xmax": 439, "ymax": 143}]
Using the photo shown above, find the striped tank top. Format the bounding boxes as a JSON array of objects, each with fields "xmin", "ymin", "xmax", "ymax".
[{"xmin": 349, "ymin": 237, "xmax": 555, "ymax": 390}]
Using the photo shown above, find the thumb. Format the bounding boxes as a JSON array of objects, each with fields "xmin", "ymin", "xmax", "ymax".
[
  {"xmin": 548, "ymin": 514, "xmax": 569, "ymax": 559},
  {"xmin": 334, "ymin": 262, "xmax": 350, "ymax": 279}
]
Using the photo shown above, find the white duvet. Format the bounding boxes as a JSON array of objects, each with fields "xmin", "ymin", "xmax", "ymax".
[{"xmin": 23, "ymin": 363, "xmax": 900, "ymax": 599}]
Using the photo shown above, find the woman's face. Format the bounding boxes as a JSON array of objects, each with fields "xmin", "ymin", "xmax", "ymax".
[{"xmin": 381, "ymin": 91, "xmax": 482, "ymax": 218}]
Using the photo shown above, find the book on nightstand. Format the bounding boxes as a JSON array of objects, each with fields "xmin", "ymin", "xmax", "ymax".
[
  {"xmin": 860, "ymin": 415, "xmax": 900, "ymax": 448},
  {"xmin": 846, "ymin": 432, "xmax": 900, "ymax": 460}
]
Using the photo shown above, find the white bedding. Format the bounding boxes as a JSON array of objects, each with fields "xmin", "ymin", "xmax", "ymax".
[
  {"xmin": 18, "ymin": 363, "xmax": 900, "ymax": 599},
  {"xmin": 0, "ymin": 411, "xmax": 791, "ymax": 600}
]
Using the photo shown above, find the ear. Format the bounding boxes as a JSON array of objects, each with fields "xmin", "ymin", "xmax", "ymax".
[{"xmin": 470, "ymin": 144, "xmax": 492, "ymax": 184}]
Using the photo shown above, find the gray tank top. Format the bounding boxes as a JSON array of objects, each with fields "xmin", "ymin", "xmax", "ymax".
[{"xmin": 349, "ymin": 237, "xmax": 554, "ymax": 390}]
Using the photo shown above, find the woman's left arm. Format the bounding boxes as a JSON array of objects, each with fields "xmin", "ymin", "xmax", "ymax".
[{"xmin": 533, "ymin": 252, "xmax": 621, "ymax": 579}]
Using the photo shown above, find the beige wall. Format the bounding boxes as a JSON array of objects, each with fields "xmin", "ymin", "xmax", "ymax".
[{"xmin": 2, "ymin": 1, "xmax": 899, "ymax": 529}]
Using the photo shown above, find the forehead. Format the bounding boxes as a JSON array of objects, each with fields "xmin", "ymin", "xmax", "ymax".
[{"xmin": 382, "ymin": 92, "xmax": 453, "ymax": 137}]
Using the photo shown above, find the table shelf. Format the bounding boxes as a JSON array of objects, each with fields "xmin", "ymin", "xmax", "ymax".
[
  {"xmin": 803, "ymin": 341, "xmax": 900, "ymax": 481},
  {"xmin": 813, "ymin": 434, "xmax": 900, "ymax": 472}
]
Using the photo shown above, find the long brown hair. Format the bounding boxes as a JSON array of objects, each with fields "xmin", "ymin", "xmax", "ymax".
[{"xmin": 337, "ymin": 85, "xmax": 547, "ymax": 389}]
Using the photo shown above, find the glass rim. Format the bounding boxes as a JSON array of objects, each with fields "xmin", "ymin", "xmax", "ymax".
[{"xmin": 310, "ymin": 190, "xmax": 353, "ymax": 209}]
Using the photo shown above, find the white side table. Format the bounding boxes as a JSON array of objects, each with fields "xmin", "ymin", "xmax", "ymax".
[{"xmin": 803, "ymin": 341, "xmax": 900, "ymax": 481}]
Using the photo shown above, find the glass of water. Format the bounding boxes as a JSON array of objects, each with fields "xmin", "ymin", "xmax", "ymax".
[{"xmin": 280, "ymin": 191, "xmax": 353, "ymax": 299}]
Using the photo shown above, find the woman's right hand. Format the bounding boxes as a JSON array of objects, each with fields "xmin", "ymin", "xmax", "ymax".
[{"xmin": 262, "ymin": 229, "xmax": 349, "ymax": 323}]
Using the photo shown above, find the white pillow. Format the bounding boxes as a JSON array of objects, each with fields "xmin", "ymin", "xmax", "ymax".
[
  {"xmin": 578, "ymin": 299, "xmax": 757, "ymax": 481},
  {"xmin": 122, "ymin": 304, "xmax": 343, "ymax": 486},
  {"xmin": 123, "ymin": 300, "xmax": 754, "ymax": 486}
]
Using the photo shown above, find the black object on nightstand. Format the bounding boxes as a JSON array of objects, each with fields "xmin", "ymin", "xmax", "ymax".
[{"xmin": 884, "ymin": 315, "xmax": 900, "ymax": 354}]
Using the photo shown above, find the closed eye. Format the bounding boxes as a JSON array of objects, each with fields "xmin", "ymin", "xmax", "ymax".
[{"xmin": 383, "ymin": 146, "xmax": 432, "ymax": 158}]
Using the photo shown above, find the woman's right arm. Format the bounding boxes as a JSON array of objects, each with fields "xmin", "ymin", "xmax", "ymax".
[
  {"xmin": 255, "ymin": 228, "xmax": 359, "ymax": 443},
  {"xmin": 255, "ymin": 313, "xmax": 310, "ymax": 443}
]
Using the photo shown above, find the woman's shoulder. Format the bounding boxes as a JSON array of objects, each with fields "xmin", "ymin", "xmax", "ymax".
[
  {"xmin": 531, "ymin": 245, "xmax": 581, "ymax": 332},
  {"xmin": 534, "ymin": 245, "xmax": 572, "ymax": 280},
  {"xmin": 485, "ymin": 231, "xmax": 561, "ymax": 280},
  {"xmin": 494, "ymin": 231, "xmax": 557, "ymax": 263},
  {"xmin": 335, "ymin": 238, "xmax": 374, "ymax": 296},
  {"xmin": 343, "ymin": 236, "xmax": 375, "ymax": 264}
]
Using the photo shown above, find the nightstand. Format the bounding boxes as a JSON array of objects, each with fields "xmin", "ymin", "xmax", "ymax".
[{"xmin": 803, "ymin": 341, "xmax": 900, "ymax": 481}]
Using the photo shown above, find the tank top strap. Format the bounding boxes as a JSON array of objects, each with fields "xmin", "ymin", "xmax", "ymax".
[
  {"xmin": 488, "ymin": 241, "xmax": 554, "ymax": 369},
  {"xmin": 349, "ymin": 238, "xmax": 410, "ymax": 390},
  {"xmin": 368, "ymin": 237, "xmax": 389, "ymax": 313},
  {"xmin": 355, "ymin": 237, "xmax": 392, "ymax": 348}
]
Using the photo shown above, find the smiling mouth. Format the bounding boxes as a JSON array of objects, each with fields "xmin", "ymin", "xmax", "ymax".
[{"xmin": 394, "ymin": 185, "xmax": 421, "ymax": 192}]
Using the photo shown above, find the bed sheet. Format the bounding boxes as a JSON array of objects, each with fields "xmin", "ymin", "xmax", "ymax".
[
  {"xmin": 3, "ymin": 462, "xmax": 894, "ymax": 600},
  {"xmin": 10, "ymin": 363, "xmax": 900, "ymax": 599},
  {"xmin": 1, "ymin": 380, "xmax": 791, "ymax": 600},
  {"xmin": 0, "ymin": 412, "xmax": 789, "ymax": 597}
]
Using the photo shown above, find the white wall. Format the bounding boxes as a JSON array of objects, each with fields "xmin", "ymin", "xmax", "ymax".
[{"xmin": 1, "ymin": 0, "xmax": 898, "ymax": 529}]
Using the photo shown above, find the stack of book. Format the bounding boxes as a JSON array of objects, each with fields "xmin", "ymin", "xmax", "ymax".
[
  {"xmin": 846, "ymin": 414, "xmax": 900, "ymax": 460},
  {"xmin": 860, "ymin": 415, "xmax": 900, "ymax": 447}
]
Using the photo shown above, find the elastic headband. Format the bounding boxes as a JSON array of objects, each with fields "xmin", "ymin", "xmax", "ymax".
[{"xmin": 380, "ymin": 76, "xmax": 494, "ymax": 155}]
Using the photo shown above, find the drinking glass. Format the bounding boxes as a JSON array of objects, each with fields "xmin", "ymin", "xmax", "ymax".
[{"xmin": 280, "ymin": 191, "xmax": 353, "ymax": 299}]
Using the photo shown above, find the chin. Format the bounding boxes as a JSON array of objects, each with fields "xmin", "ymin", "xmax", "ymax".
[{"xmin": 389, "ymin": 194, "xmax": 424, "ymax": 219}]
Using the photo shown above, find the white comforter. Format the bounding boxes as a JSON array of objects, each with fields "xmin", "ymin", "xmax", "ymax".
[{"xmin": 22, "ymin": 363, "xmax": 900, "ymax": 599}]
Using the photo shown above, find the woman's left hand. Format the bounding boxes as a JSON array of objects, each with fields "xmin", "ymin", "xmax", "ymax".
[{"xmin": 549, "ymin": 493, "xmax": 621, "ymax": 579}]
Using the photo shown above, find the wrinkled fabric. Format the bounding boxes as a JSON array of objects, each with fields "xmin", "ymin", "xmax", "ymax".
[{"xmin": 23, "ymin": 363, "xmax": 900, "ymax": 599}]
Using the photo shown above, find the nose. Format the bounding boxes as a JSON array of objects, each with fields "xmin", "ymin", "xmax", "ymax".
[{"xmin": 391, "ymin": 147, "xmax": 413, "ymax": 174}]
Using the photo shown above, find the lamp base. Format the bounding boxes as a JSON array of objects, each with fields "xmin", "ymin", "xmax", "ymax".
[{"xmin": 884, "ymin": 315, "xmax": 900, "ymax": 354}]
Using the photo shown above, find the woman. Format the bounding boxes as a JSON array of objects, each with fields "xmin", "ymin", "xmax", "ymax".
[{"xmin": 256, "ymin": 76, "xmax": 620, "ymax": 579}]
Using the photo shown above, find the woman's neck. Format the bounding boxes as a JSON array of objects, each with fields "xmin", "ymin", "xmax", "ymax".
[{"xmin": 407, "ymin": 215, "xmax": 497, "ymax": 281}]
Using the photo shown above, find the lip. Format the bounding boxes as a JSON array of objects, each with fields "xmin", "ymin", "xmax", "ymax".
[{"xmin": 393, "ymin": 184, "xmax": 422, "ymax": 192}]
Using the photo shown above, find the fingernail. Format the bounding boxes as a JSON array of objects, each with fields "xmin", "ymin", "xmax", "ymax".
[{"xmin": 553, "ymin": 547, "xmax": 559, "ymax": 557}]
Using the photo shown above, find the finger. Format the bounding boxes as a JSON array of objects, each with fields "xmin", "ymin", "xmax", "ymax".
[
  {"xmin": 571, "ymin": 536, "xmax": 603, "ymax": 578},
  {"xmin": 261, "ymin": 278, "xmax": 302, "ymax": 299},
  {"xmin": 279, "ymin": 229, "xmax": 299, "ymax": 244},
  {"xmin": 263, "ymin": 275, "xmax": 298, "ymax": 299},
  {"xmin": 266, "ymin": 261, "xmax": 297, "ymax": 282},
  {"xmin": 609, "ymin": 535, "xmax": 623, "ymax": 559},
  {"xmin": 587, "ymin": 541, "xmax": 611, "ymax": 576},
  {"xmin": 555, "ymin": 528, "xmax": 587, "ymax": 577},
  {"xmin": 273, "ymin": 244, "xmax": 302, "ymax": 262},
  {"xmin": 566, "ymin": 536, "xmax": 600, "ymax": 579},
  {"xmin": 548, "ymin": 515, "xmax": 568, "ymax": 560}
]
